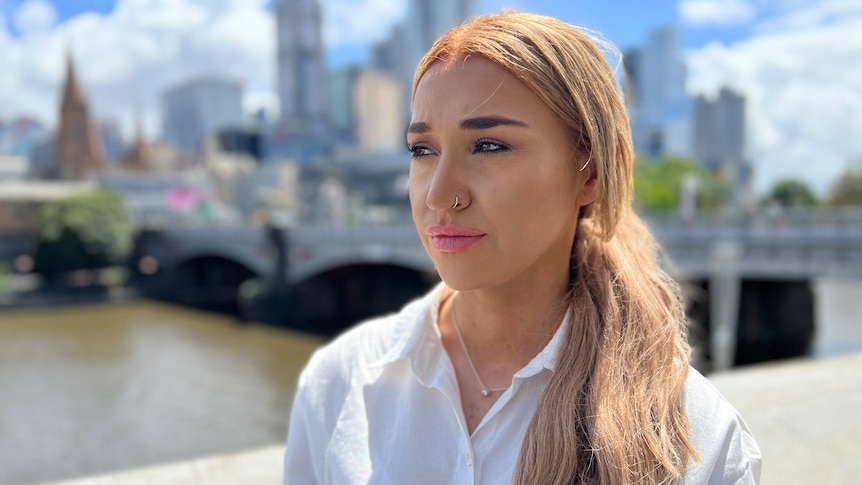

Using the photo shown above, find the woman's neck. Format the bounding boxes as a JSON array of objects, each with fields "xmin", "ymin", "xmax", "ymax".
[{"xmin": 444, "ymin": 281, "xmax": 570, "ymax": 366}]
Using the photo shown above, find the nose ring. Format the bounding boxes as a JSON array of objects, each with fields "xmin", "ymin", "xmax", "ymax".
[{"xmin": 452, "ymin": 194, "xmax": 460, "ymax": 209}]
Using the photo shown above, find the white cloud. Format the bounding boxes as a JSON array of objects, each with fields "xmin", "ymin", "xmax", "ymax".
[
  {"xmin": 13, "ymin": 0, "xmax": 56, "ymax": 35},
  {"xmin": 679, "ymin": 0, "xmax": 756, "ymax": 26},
  {"xmin": 0, "ymin": 0, "xmax": 406, "ymax": 141},
  {"xmin": 686, "ymin": 1, "xmax": 862, "ymax": 195},
  {"xmin": 755, "ymin": 0, "xmax": 862, "ymax": 31}
]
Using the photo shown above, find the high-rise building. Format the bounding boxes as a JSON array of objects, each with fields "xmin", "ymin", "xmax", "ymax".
[
  {"xmin": 0, "ymin": 116, "xmax": 46, "ymax": 158},
  {"xmin": 625, "ymin": 27, "xmax": 691, "ymax": 159},
  {"xmin": 275, "ymin": 0, "xmax": 327, "ymax": 134},
  {"xmin": 406, "ymin": 0, "xmax": 476, "ymax": 63},
  {"xmin": 161, "ymin": 77, "xmax": 244, "ymax": 154},
  {"xmin": 693, "ymin": 87, "xmax": 746, "ymax": 171},
  {"xmin": 28, "ymin": 135, "xmax": 55, "ymax": 180},
  {"xmin": 693, "ymin": 87, "xmax": 752, "ymax": 208},
  {"xmin": 328, "ymin": 67, "xmax": 403, "ymax": 152},
  {"xmin": 98, "ymin": 120, "xmax": 126, "ymax": 162},
  {"xmin": 374, "ymin": 0, "xmax": 478, "ymax": 124},
  {"xmin": 372, "ymin": 24, "xmax": 405, "ymax": 75},
  {"xmin": 56, "ymin": 52, "xmax": 105, "ymax": 179}
]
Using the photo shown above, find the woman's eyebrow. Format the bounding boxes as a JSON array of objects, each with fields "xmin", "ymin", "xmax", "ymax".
[
  {"xmin": 407, "ymin": 121, "xmax": 430, "ymax": 134},
  {"xmin": 407, "ymin": 116, "xmax": 529, "ymax": 134},
  {"xmin": 460, "ymin": 116, "xmax": 529, "ymax": 130}
]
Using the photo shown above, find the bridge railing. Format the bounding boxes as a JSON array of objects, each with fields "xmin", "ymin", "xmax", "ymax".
[
  {"xmin": 288, "ymin": 224, "xmax": 422, "ymax": 246},
  {"xmin": 645, "ymin": 208, "xmax": 862, "ymax": 281},
  {"xmin": 283, "ymin": 225, "xmax": 432, "ymax": 283},
  {"xmin": 641, "ymin": 206, "xmax": 862, "ymax": 231}
]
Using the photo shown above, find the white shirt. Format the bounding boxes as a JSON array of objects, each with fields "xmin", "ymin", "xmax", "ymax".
[{"xmin": 284, "ymin": 285, "xmax": 761, "ymax": 484}]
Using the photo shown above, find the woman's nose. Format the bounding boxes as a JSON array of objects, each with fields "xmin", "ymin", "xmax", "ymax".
[{"xmin": 425, "ymin": 153, "xmax": 467, "ymax": 211}]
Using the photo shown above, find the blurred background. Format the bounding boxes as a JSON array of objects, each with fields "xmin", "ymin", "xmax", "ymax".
[{"xmin": 0, "ymin": 0, "xmax": 860, "ymax": 484}]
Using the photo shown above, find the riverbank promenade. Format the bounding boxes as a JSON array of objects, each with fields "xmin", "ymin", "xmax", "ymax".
[{"xmin": 40, "ymin": 351, "xmax": 862, "ymax": 485}]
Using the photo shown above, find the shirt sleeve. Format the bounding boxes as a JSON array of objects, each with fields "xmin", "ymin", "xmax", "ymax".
[
  {"xmin": 720, "ymin": 419, "xmax": 762, "ymax": 484},
  {"xmin": 683, "ymin": 370, "xmax": 763, "ymax": 484}
]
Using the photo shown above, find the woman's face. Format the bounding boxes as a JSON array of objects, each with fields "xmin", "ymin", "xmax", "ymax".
[{"xmin": 408, "ymin": 56, "xmax": 597, "ymax": 293}]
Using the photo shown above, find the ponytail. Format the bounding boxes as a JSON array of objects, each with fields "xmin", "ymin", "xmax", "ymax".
[{"xmin": 513, "ymin": 211, "xmax": 697, "ymax": 484}]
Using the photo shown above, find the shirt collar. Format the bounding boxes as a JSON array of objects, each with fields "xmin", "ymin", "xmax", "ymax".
[
  {"xmin": 374, "ymin": 283, "xmax": 446, "ymax": 371},
  {"xmin": 516, "ymin": 310, "xmax": 569, "ymax": 377}
]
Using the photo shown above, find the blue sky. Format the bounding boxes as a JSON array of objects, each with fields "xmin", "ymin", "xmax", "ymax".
[
  {"xmin": 1, "ymin": 0, "xmax": 861, "ymax": 194},
  {"xmin": 0, "ymin": 0, "xmax": 750, "ymax": 62}
]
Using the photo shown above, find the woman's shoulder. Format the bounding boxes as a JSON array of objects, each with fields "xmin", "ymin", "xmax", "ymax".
[
  {"xmin": 299, "ymin": 291, "xmax": 433, "ymax": 386},
  {"xmin": 684, "ymin": 368, "xmax": 739, "ymax": 420},
  {"xmin": 683, "ymin": 367, "xmax": 762, "ymax": 483}
]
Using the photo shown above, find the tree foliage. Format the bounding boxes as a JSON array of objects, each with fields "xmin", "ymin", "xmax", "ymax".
[
  {"xmin": 763, "ymin": 178, "xmax": 819, "ymax": 208},
  {"xmin": 633, "ymin": 156, "xmax": 731, "ymax": 211},
  {"xmin": 31, "ymin": 190, "xmax": 134, "ymax": 276},
  {"xmin": 827, "ymin": 166, "xmax": 862, "ymax": 206}
]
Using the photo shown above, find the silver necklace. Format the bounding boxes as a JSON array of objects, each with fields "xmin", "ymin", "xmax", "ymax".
[{"xmin": 451, "ymin": 294, "xmax": 509, "ymax": 397}]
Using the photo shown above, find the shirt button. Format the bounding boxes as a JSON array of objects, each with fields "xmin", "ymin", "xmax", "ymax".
[{"xmin": 466, "ymin": 454, "xmax": 473, "ymax": 467}]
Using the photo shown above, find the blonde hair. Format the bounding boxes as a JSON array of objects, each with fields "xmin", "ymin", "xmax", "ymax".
[{"xmin": 414, "ymin": 12, "xmax": 697, "ymax": 484}]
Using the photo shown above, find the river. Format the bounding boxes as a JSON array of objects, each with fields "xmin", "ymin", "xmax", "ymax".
[
  {"xmin": 1, "ymin": 279, "xmax": 860, "ymax": 485},
  {"xmin": 0, "ymin": 300, "xmax": 324, "ymax": 485},
  {"xmin": 812, "ymin": 279, "xmax": 862, "ymax": 357}
]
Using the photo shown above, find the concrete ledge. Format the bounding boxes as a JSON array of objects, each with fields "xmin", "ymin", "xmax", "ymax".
[
  {"xmin": 710, "ymin": 352, "xmax": 862, "ymax": 485},
  {"xmin": 41, "ymin": 445, "xmax": 285, "ymax": 485}
]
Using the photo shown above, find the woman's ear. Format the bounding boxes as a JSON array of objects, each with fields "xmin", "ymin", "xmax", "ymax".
[{"xmin": 575, "ymin": 161, "xmax": 599, "ymax": 207}]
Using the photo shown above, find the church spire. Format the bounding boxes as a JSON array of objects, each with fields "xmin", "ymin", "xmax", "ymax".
[
  {"xmin": 56, "ymin": 47, "xmax": 105, "ymax": 179},
  {"xmin": 122, "ymin": 111, "xmax": 153, "ymax": 171}
]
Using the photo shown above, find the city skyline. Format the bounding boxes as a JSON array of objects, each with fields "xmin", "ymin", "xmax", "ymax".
[{"xmin": 0, "ymin": 0, "xmax": 860, "ymax": 194}]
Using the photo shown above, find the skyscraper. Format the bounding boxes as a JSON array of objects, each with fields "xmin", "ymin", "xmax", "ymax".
[
  {"xmin": 275, "ymin": 0, "xmax": 327, "ymax": 134},
  {"xmin": 406, "ymin": 0, "xmax": 476, "ymax": 62},
  {"xmin": 626, "ymin": 27, "xmax": 691, "ymax": 159},
  {"xmin": 161, "ymin": 77, "xmax": 244, "ymax": 154},
  {"xmin": 328, "ymin": 67, "xmax": 403, "ymax": 152},
  {"xmin": 693, "ymin": 87, "xmax": 746, "ymax": 171},
  {"xmin": 56, "ymin": 51, "xmax": 105, "ymax": 179},
  {"xmin": 693, "ymin": 87, "xmax": 752, "ymax": 208},
  {"xmin": 374, "ymin": 0, "xmax": 478, "ymax": 124}
]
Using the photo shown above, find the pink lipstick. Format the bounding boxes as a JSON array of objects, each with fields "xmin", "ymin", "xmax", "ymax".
[{"xmin": 427, "ymin": 224, "xmax": 485, "ymax": 253}]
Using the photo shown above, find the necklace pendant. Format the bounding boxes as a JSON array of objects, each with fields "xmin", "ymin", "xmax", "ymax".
[{"xmin": 481, "ymin": 387, "xmax": 491, "ymax": 397}]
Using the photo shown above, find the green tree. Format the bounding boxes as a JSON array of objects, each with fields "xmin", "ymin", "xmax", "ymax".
[
  {"xmin": 763, "ymin": 178, "xmax": 819, "ymax": 208},
  {"xmin": 31, "ymin": 190, "xmax": 134, "ymax": 277},
  {"xmin": 827, "ymin": 166, "xmax": 862, "ymax": 206},
  {"xmin": 633, "ymin": 156, "xmax": 731, "ymax": 211}
]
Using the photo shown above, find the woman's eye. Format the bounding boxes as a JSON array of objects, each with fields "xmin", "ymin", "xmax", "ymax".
[
  {"xmin": 474, "ymin": 140, "xmax": 510, "ymax": 154},
  {"xmin": 408, "ymin": 144, "xmax": 434, "ymax": 158}
]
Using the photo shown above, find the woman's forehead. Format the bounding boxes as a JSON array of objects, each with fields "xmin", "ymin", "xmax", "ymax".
[
  {"xmin": 418, "ymin": 55, "xmax": 507, "ymax": 84},
  {"xmin": 412, "ymin": 57, "xmax": 522, "ymax": 118}
]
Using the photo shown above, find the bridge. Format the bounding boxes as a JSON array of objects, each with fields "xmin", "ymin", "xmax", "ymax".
[
  {"xmin": 134, "ymin": 209, "xmax": 862, "ymax": 283},
  {"xmin": 650, "ymin": 212, "xmax": 862, "ymax": 281},
  {"xmin": 130, "ymin": 208, "xmax": 862, "ymax": 369},
  {"xmin": 130, "ymin": 209, "xmax": 862, "ymax": 285}
]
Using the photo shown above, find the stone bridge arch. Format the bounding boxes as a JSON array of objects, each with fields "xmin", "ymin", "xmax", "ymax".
[
  {"xmin": 135, "ymin": 250, "xmax": 263, "ymax": 316},
  {"xmin": 286, "ymin": 246, "xmax": 434, "ymax": 286},
  {"xmin": 278, "ymin": 261, "xmax": 439, "ymax": 336}
]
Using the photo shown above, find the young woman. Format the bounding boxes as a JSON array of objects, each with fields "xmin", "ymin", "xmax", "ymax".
[{"xmin": 285, "ymin": 12, "xmax": 761, "ymax": 484}]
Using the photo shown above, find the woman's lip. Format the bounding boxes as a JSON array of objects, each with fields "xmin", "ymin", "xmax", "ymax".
[
  {"xmin": 426, "ymin": 224, "xmax": 486, "ymax": 253},
  {"xmin": 430, "ymin": 235, "xmax": 484, "ymax": 253},
  {"xmin": 427, "ymin": 224, "xmax": 485, "ymax": 237}
]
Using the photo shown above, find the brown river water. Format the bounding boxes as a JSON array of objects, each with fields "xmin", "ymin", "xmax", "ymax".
[{"xmin": 0, "ymin": 300, "xmax": 324, "ymax": 485}]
